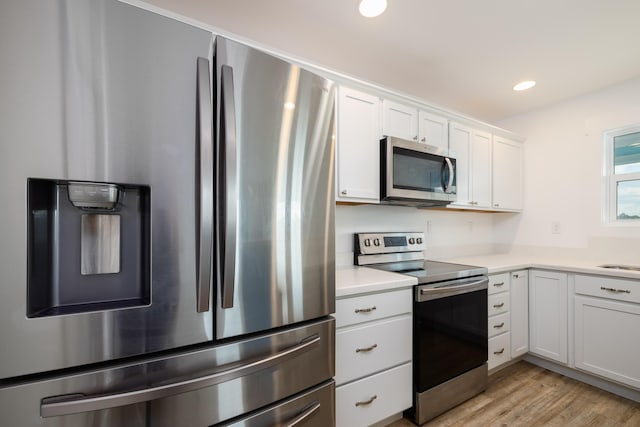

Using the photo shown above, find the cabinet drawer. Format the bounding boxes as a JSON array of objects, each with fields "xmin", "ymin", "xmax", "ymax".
[
  {"xmin": 488, "ymin": 312, "xmax": 510, "ymax": 338},
  {"xmin": 335, "ymin": 289, "xmax": 412, "ymax": 328},
  {"xmin": 336, "ymin": 363, "xmax": 412, "ymax": 427},
  {"xmin": 575, "ymin": 274, "xmax": 640, "ymax": 304},
  {"xmin": 488, "ymin": 292, "xmax": 509, "ymax": 316},
  {"xmin": 488, "ymin": 333, "xmax": 510, "ymax": 370},
  {"xmin": 489, "ymin": 273, "xmax": 510, "ymax": 295},
  {"xmin": 335, "ymin": 315, "xmax": 412, "ymax": 386}
]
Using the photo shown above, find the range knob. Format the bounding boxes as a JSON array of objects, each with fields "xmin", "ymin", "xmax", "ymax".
[
  {"xmin": 417, "ymin": 237, "xmax": 423, "ymax": 244},
  {"xmin": 364, "ymin": 239, "xmax": 371, "ymax": 247},
  {"xmin": 408, "ymin": 238, "xmax": 415, "ymax": 244},
  {"xmin": 373, "ymin": 238, "xmax": 380, "ymax": 246}
]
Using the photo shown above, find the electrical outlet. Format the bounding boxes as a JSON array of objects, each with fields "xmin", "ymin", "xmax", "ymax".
[{"xmin": 552, "ymin": 222, "xmax": 561, "ymax": 234}]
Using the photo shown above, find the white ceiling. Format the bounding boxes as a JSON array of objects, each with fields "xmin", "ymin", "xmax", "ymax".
[{"xmin": 143, "ymin": 0, "xmax": 640, "ymax": 122}]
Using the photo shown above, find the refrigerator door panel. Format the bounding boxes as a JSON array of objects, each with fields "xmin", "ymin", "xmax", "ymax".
[
  {"xmin": 216, "ymin": 380, "xmax": 335, "ymax": 427},
  {"xmin": 214, "ymin": 37, "xmax": 336, "ymax": 339},
  {"xmin": 0, "ymin": 319, "xmax": 335, "ymax": 427},
  {"xmin": 0, "ymin": 0, "xmax": 215, "ymax": 379}
]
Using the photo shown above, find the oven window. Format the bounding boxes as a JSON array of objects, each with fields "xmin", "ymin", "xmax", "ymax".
[
  {"xmin": 393, "ymin": 147, "xmax": 443, "ymax": 193},
  {"xmin": 414, "ymin": 288, "xmax": 488, "ymax": 391}
]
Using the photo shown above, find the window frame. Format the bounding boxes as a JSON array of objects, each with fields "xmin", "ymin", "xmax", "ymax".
[{"xmin": 603, "ymin": 124, "xmax": 640, "ymax": 225}]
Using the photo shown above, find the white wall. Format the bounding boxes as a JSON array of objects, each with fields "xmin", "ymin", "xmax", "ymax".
[
  {"xmin": 495, "ymin": 77, "xmax": 640, "ymax": 256},
  {"xmin": 335, "ymin": 205, "xmax": 501, "ymax": 266}
]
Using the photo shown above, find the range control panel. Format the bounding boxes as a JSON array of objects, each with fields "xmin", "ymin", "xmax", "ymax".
[{"xmin": 355, "ymin": 232, "xmax": 425, "ymax": 255}]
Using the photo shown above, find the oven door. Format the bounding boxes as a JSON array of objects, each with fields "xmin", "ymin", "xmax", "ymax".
[
  {"xmin": 414, "ymin": 276, "xmax": 488, "ymax": 392},
  {"xmin": 381, "ymin": 137, "xmax": 456, "ymax": 204}
]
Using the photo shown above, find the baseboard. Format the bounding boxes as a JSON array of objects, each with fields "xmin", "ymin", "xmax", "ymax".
[{"xmin": 524, "ymin": 354, "xmax": 640, "ymax": 403}]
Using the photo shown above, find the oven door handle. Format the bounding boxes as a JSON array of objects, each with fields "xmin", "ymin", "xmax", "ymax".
[{"xmin": 418, "ymin": 278, "xmax": 488, "ymax": 302}]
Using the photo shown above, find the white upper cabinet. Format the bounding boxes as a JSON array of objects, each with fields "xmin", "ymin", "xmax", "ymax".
[
  {"xmin": 449, "ymin": 122, "xmax": 492, "ymax": 209},
  {"xmin": 418, "ymin": 110, "xmax": 449, "ymax": 150},
  {"xmin": 492, "ymin": 136, "xmax": 523, "ymax": 210},
  {"xmin": 382, "ymin": 99, "xmax": 449, "ymax": 150},
  {"xmin": 335, "ymin": 87, "xmax": 381, "ymax": 203},
  {"xmin": 381, "ymin": 99, "xmax": 418, "ymax": 141}
]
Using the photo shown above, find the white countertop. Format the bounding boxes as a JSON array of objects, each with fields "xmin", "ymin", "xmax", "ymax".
[
  {"xmin": 336, "ymin": 252, "xmax": 640, "ymax": 297},
  {"xmin": 440, "ymin": 253, "xmax": 640, "ymax": 279},
  {"xmin": 335, "ymin": 265, "xmax": 417, "ymax": 298}
]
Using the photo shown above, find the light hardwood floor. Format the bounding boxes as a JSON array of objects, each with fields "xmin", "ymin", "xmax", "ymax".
[{"xmin": 387, "ymin": 361, "xmax": 640, "ymax": 427}]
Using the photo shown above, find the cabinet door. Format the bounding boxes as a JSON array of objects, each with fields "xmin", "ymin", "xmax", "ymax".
[
  {"xmin": 418, "ymin": 110, "xmax": 448, "ymax": 150},
  {"xmin": 336, "ymin": 87, "xmax": 380, "ymax": 202},
  {"xmin": 510, "ymin": 270, "xmax": 529, "ymax": 358},
  {"xmin": 574, "ymin": 296, "xmax": 640, "ymax": 389},
  {"xmin": 381, "ymin": 99, "xmax": 418, "ymax": 141},
  {"xmin": 492, "ymin": 136, "xmax": 523, "ymax": 211},
  {"xmin": 529, "ymin": 270, "xmax": 568, "ymax": 364},
  {"xmin": 448, "ymin": 122, "xmax": 472, "ymax": 206},
  {"xmin": 471, "ymin": 129, "xmax": 492, "ymax": 208}
]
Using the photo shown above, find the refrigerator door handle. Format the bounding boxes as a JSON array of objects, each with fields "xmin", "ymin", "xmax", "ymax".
[
  {"xmin": 196, "ymin": 57, "xmax": 213, "ymax": 313},
  {"xmin": 40, "ymin": 334, "xmax": 320, "ymax": 418},
  {"xmin": 219, "ymin": 64, "xmax": 237, "ymax": 309},
  {"xmin": 283, "ymin": 401, "xmax": 321, "ymax": 427}
]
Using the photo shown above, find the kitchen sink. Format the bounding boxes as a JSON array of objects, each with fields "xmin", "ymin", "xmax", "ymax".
[{"xmin": 598, "ymin": 264, "xmax": 640, "ymax": 271}]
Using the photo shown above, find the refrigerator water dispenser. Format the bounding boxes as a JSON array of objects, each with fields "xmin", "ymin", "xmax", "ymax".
[{"xmin": 27, "ymin": 179, "xmax": 151, "ymax": 317}]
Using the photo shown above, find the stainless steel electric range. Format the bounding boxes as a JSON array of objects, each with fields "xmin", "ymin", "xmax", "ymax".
[{"xmin": 354, "ymin": 232, "xmax": 489, "ymax": 425}]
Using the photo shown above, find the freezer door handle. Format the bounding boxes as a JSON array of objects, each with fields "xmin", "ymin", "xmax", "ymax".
[
  {"xmin": 218, "ymin": 64, "xmax": 237, "ymax": 309},
  {"xmin": 196, "ymin": 56, "xmax": 213, "ymax": 313},
  {"xmin": 40, "ymin": 334, "xmax": 321, "ymax": 418},
  {"xmin": 283, "ymin": 401, "xmax": 321, "ymax": 427}
]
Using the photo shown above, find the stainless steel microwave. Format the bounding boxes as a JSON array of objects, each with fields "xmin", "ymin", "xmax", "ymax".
[{"xmin": 380, "ymin": 136, "xmax": 456, "ymax": 206}]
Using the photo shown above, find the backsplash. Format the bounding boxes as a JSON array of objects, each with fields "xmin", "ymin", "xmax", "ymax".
[{"xmin": 335, "ymin": 204, "xmax": 500, "ymax": 266}]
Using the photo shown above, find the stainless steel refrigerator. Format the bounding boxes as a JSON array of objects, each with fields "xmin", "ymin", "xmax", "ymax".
[{"xmin": 0, "ymin": 1, "xmax": 336, "ymax": 425}]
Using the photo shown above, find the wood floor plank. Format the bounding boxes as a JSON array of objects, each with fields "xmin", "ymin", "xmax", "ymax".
[{"xmin": 386, "ymin": 361, "xmax": 640, "ymax": 427}]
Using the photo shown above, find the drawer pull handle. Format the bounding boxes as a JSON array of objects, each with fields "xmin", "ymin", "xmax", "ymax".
[
  {"xmin": 355, "ymin": 395, "xmax": 378, "ymax": 407},
  {"xmin": 493, "ymin": 282, "xmax": 505, "ymax": 287},
  {"xmin": 355, "ymin": 306, "xmax": 377, "ymax": 313},
  {"xmin": 493, "ymin": 302, "xmax": 505, "ymax": 308},
  {"xmin": 493, "ymin": 348, "xmax": 505, "ymax": 355},
  {"xmin": 600, "ymin": 286, "xmax": 631, "ymax": 294},
  {"xmin": 355, "ymin": 344, "xmax": 378, "ymax": 353},
  {"xmin": 493, "ymin": 322, "xmax": 505, "ymax": 328}
]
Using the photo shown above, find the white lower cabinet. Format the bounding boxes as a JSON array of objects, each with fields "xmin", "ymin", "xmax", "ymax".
[
  {"xmin": 574, "ymin": 275, "xmax": 640, "ymax": 390},
  {"xmin": 487, "ymin": 270, "xmax": 528, "ymax": 370},
  {"xmin": 488, "ymin": 332, "xmax": 511, "ymax": 370},
  {"xmin": 510, "ymin": 271, "xmax": 529, "ymax": 358},
  {"xmin": 334, "ymin": 288, "xmax": 412, "ymax": 427},
  {"xmin": 529, "ymin": 270, "xmax": 568, "ymax": 364},
  {"xmin": 336, "ymin": 364, "xmax": 412, "ymax": 427},
  {"xmin": 487, "ymin": 273, "xmax": 510, "ymax": 370},
  {"xmin": 335, "ymin": 316, "xmax": 411, "ymax": 385}
]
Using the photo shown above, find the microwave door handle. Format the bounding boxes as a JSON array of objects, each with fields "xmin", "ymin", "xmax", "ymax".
[
  {"xmin": 442, "ymin": 157, "xmax": 454, "ymax": 194},
  {"xmin": 196, "ymin": 57, "xmax": 213, "ymax": 313},
  {"xmin": 219, "ymin": 64, "xmax": 237, "ymax": 309}
]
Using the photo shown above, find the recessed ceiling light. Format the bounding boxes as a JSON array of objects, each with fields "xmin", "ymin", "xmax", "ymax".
[
  {"xmin": 358, "ymin": 0, "xmax": 388, "ymax": 18},
  {"xmin": 513, "ymin": 80, "xmax": 536, "ymax": 91}
]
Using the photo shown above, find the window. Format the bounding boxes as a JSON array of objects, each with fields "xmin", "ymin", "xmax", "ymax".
[{"xmin": 604, "ymin": 125, "xmax": 640, "ymax": 223}]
